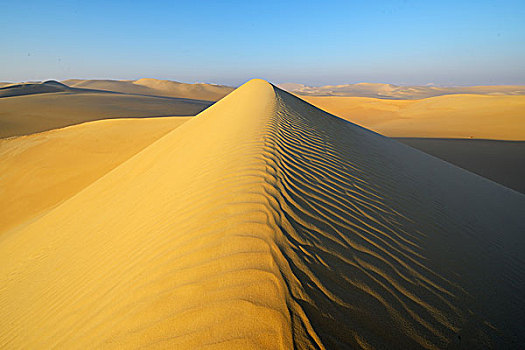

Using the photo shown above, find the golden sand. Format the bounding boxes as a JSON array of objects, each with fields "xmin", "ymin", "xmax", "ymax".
[
  {"xmin": 63, "ymin": 78, "xmax": 234, "ymax": 101},
  {"xmin": 302, "ymin": 94, "xmax": 525, "ymax": 140},
  {"xmin": 0, "ymin": 80, "xmax": 524, "ymax": 349}
]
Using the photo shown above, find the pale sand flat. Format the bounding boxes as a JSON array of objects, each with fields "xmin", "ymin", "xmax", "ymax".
[{"xmin": 0, "ymin": 80, "xmax": 524, "ymax": 349}]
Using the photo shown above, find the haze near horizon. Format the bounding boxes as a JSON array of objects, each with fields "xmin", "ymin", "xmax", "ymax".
[{"xmin": 2, "ymin": 0, "xmax": 524, "ymax": 86}]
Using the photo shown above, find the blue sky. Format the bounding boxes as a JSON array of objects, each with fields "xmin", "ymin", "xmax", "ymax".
[{"xmin": 1, "ymin": 0, "xmax": 524, "ymax": 86}]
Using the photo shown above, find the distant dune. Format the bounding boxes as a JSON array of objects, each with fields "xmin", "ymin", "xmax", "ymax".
[
  {"xmin": 0, "ymin": 79, "xmax": 233, "ymax": 139},
  {"xmin": 63, "ymin": 78, "xmax": 234, "ymax": 101},
  {"xmin": 0, "ymin": 89, "xmax": 210, "ymax": 138},
  {"xmin": 279, "ymin": 82, "xmax": 525, "ymax": 99},
  {"xmin": 0, "ymin": 80, "xmax": 71, "ymax": 98},
  {"xmin": 2, "ymin": 78, "xmax": 523, "ymax": 193},
  {"xmin": 301, "ymin": 94, "xmax": 525, "ymax": 140},
  {"xmin": 1, "ymin": 79, "xmax": 523, "ymax": 349}
]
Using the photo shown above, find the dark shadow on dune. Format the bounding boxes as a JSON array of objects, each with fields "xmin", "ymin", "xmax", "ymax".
[
  {"xmin": 262, "ymin": 86, "xmax": 525, "ymax": 348},
  {"xmin": 395, "ymin": 138, "xmax": 525, "ymax": 195}
]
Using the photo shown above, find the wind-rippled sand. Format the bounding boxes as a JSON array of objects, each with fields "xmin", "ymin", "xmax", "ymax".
[{"xmin": 1, "ymin": 80, "xmax": 524, "ymax": 349}]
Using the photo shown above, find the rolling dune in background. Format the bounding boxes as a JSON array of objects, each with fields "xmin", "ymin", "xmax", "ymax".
[
  {"xmin": 0, "ymin": 90, "xmax": 209, "ymax": 138},
  {"xmin": 279, "ymin": 82, "xmax": 525, "ymax": 99},
  {"xmin": 63, "ymin": 78, "xmax": 234, "ymax": 101},
  {"xmin": 1, "ymin": 79, "xmax": 524, "ymax": 349},
  {"xmin": 301, "ymin": 94, "xmax": 525, "ymax": 140}
]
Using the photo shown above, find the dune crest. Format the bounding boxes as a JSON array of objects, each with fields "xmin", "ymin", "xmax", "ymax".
[
  {"xmin": 133, "ymin": 78, "xmax": 234, "ymax": 100},
  {"xmin": 1, "ymin": 79, "xmax": 524, "ymax": 349}
]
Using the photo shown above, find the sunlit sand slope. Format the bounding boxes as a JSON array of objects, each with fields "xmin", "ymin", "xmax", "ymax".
[
  {"xmin": 302, "ymin": 94, "xmax": 525, "ymax": 140},
  {"xmin": 0, "ymin": 117, "xmax": 189, "ymax": 234},
  {"xmin": 0, "ymin": 80, "xmax": 524, "ymax": 349}
]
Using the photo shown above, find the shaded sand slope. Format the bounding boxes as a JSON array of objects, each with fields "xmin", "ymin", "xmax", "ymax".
[
  {"xmin": 396, "ymin": 138, "xmax": 525, "ymax": 195},
  {"xmin": 0, "ymin": 117, "xmax": 189, "ymax": 234},
  {"xmin": 0, "ymin": 92, "xmax": 209, "ymax": 138},
  {"xmin": 0, "ymin": 80, "xmax": 71, "ymax": 98},
  {"xmin": 1, "ymin": 80, "xmax": 524, "ymax": 349},
  {"xmin": 302, "ymin": 94, "xmax": 525, "ymax": 140}
]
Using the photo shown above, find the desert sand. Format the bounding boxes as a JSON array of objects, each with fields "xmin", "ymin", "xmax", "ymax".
[
  {"xmin": 1, "ymin": 79, "xmax": 524, "ymax": 349},
  {"xmin": 279, "ymin": 82, "xmax": 525, "ymax": 99},
  {"xmin": 0, "ymin": 117, "xmax": 188, "ymax": 234},
  {"xmin": 63, "ymin": 78, "xmax": 234, "ymax": 101},
  {"xmin": 301, "ymin": 94, "xmax": 525, "ymax": 140},
  {"xmin": 0, "ymin": 80, "xmax": 72, "ymax": 98},
  {"xmin": 0, "ymin": 84, "xmax": 209, "ymax": 138},
  {"xmin": 396, "ymin": 138, "xmax": 525, "ymax": 194},
  {"xmin": 297, "ymin": 93, "xmax": 525, "ymax": 194}
]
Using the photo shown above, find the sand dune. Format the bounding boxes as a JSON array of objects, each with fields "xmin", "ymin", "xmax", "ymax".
[
  {"xmin": 302, "ymin": 94, "xmax": 525, "ymax": 140},
  {"xmin": 63, "ymin": 78, "xmax": 234, "ymax": 101},
  {"xmin": 0, "ymin": 117, "xmax": 188, "ymax": 235},
  {"xmin": 396, "ymin": 138, "xmax": 525, "ymax": 195},
  {"xmin": 0, "ymin": 91, "xmax": 209, "ymax": 138},
  {"xmin": 0, "ymin": 80, "xmax": 71, "ymax": 98},
  {"xmin": 1, "ymin": 79, "xmax": 524, "ymax": 349},
  {"xmin": 280, "ymin": 82, "xmax": 525, "ymax": 99}
]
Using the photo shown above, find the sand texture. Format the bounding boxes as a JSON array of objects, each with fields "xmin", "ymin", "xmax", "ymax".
[
  {"xmin": 1, "ymin": 80, "xmax": 524, "ymax": 349},
  {"xmin": 301, "ymin": 94, "xmax": 525, "ymax": 140}
]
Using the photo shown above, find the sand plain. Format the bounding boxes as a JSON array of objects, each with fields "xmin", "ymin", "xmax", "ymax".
[{"xmin": 0, "ymin": 79, "xmax": 524, "ymax": 349}]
